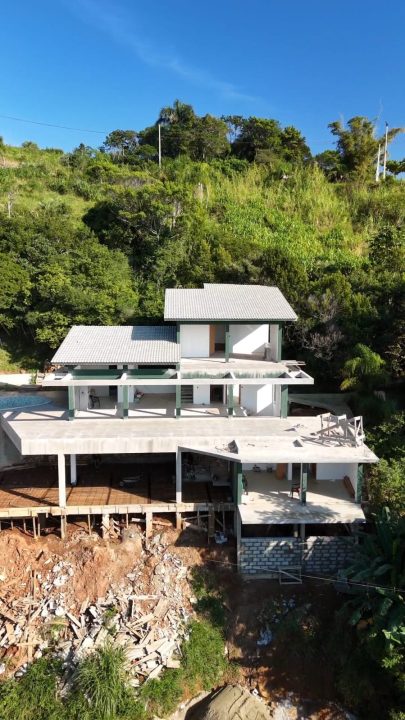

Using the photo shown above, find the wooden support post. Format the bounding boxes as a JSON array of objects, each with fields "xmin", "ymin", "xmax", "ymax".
[
  {"xmin": 176, "ymin": 512, "xmax": 182, "ymax": 530},
  {"xmin": 57, "ymin": 454, "xmax": 66, "ymax": 508},
  {"xmin": 145, "ymin": 511, "xmax": 152, "ymax": 539},
  {"xmin": 32, "ymin": 516, "xmax": 37, "ymax": 540},
  {"xmin": 87, "ymin": 514, "xmax": 91, "ymax": 536},
  {"xmin": 300, "ymin": 524, "xmax": 305, "ymax": 540},
  {"xmin": 175, "ymin": 384, "xmax": 181, "ymax": 418},
  {"xmin": 277, "ymin": 325, "xmax": 283, "ymax": 362},
  {"xmin": 300, "ymin": 463, "xmax": 308, "ymax": 505},
  {"xmin": 122, "ymin": 385, "xmax": 129, "ymax": 419},
  {"xmin": 280, "ymin": 385, "xmax": 288, "ymax": 418},
  {"xmin": 225, "ymin": 323, "xmax": 230, "ymax": 362},
  {"xmin": 60, "ymin": 515, "xmax": 66, "ymax": 540},
  {"xmin": 227, "ymin": 384, "xmax": 234, "ymax": 416},
  {"xmin": 101, "ymin": 513, "xmax": 110, "ymax": 539},
  {"xmin": 355, "ymin": 464, "xmax": 363, "ymax": 504}
]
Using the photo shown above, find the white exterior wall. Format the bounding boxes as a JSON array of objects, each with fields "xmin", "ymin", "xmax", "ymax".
[
  {"xmin": 273, "ymin": 386, "xmax": 281, "ymax": 417},
  {"xmin": 256, "ymin": 385, "xmax": 274, "ymax": 415},
  {"xmin": 269, "ymin": 324, "xmax": 279, "ymax": 361},
  {"xmin": 193, "ymin": 385, "xmax": 210, "ymax": 404},
  {"xmin": 135, "ymin": 386, "xmax": 175, "ymax": 395},
  {"xmin": 240, "ymin": 384, "xmax": 273, "ymax": 415},
  {"xmin": 229, "ymin": 324, "xmax": 269, "ymax": 355},
  {"xmin": 316, "ymin": 463, "xmax": 358, "ymax": 484},
  {"xmin": 75, "ymin": 386, "xmax": 89, "ymax": 410},
  {"xmin": 240, "ymin": 385, "xmax": 259, "ymax": 414},
  {"xmin": 180, "ymin": 324, "xmax": 210, "ymax": 357}
]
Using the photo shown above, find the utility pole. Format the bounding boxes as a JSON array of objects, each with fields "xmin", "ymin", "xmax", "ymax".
[
  {"xmin": 383, "ymin": 122, "xmax": 388, "ymax": 180},
  {"xmin": 375, "ymin": 144, "xmax": 381, "ymax": 182},
  {"xmin": 158, "ymin": 123, "xmax": 162, "ymax": 168}
]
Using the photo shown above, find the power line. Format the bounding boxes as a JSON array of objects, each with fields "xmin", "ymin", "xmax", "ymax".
[
  {"xmin": 0, "ymin": 113, "xmax": 107, "ymax": 135},
  {"xmin": 203, "ymin": 557, "xmax": 405, "ymax": 594}
]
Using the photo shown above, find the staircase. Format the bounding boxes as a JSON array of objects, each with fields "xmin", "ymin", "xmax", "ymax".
[{"xmin": 181, "ymin": 385, "xmax": 193, "ymax": 404}]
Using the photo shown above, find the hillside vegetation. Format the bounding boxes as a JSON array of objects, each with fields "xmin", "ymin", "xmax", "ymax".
[{"xmin": 0, "ymin": 103, "xmax": 404, "ymax": 718}]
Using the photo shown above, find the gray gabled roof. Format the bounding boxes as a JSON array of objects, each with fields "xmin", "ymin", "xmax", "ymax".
[
  {"xmin": 164, "ymin": 284, "xmax": 297, "ymax": 321},
  {"xmin": 51, "ymin": 326, "xmax": 179, "ymax": 365}
]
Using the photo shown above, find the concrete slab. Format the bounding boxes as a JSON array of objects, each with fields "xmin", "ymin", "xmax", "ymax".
[
  {"xmin": 238, "ymin": 471, "xmax": 364, "ymax": 524},
  {"xmin": 1, "ymin": 406, "xmax": 378, "ymax": 464}
]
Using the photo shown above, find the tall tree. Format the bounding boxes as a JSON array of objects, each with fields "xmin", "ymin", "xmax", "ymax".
[{"xmin": 329, "ymin": 116, "xmax": 404, "ymax": 182}]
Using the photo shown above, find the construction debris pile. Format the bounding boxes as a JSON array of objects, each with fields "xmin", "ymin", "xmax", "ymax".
[{"xmin": 0, "ymin": 524, "xmax": 199, "ymax": 681}]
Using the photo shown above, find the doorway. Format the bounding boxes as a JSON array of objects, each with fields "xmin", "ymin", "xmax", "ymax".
[{"xmin": 210, "ymin": 385, "xmax": 224, "ymax": 403}]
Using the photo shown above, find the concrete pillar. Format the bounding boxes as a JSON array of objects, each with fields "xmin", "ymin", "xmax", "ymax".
[
  {"xmin": 68, "ymin": 386, "xmax": 75, "ymax": 420},
  {"xmin": 236, "ymin": 464, "xmax": 243, "ymax": 504},
  {"xmin": 57, "ymin": 453, "xmax": 66, "ymax": 508},
  {"xmin": 225, "ymin": 323, "xmax": 230, "ymax": 362},
  {"xmin": 227, "ymin": 384, "xmax": 234, "ymax": 416},
  {"xmin": 277, "ymin": 325, "xmax": 283, "ymax": 362},
  {"xmin": 300, "ymin": 524, "xmax": 306, "ymax": 540},
  {"xmin": 280, "ymin": 385, "xmax": 288, "ymax": 418},
  {"xmin": 355, "ymin": 464, "xmax": 363, "ymax": 504},
  {"xmin": 122, "ymin": 385, "xmax": 129, "ymax": 419},
  {"xmin": 235, "ymin": 510, "xmax": 242, "ymax": 572},
  {"xmin": 300, "ymin": 463, "xmax": 308, "ymax": 505},
  {"xmin": 175, "ymin": 384, "xmax": 181, "ymax": 418},
  {"xmin": 176, "ymin": 449, "xmax": 182, "ymax": 503},
  {"xmin": 70, "ymin": 454, "xmax": 77, "ymax": 486},
  {"xmin": 287, "ymin": 463, "xmax": 292, "ymax": 482}
]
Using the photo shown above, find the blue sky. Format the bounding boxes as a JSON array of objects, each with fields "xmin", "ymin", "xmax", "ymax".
[{"xmin": 1, "ymin": 0, "xmax": 405, "ymax": 158}]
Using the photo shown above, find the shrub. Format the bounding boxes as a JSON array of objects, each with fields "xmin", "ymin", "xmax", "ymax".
[
  {"xmin": 182, "ymin": 620, "xmax": 227, "ymax": 692},
  {"xmin": 0, "ymin": 657, "xmax": 64, "ymax": 720}
]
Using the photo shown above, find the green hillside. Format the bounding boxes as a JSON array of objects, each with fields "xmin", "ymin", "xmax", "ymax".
[{"xmin": 0, "ymin": 105, "xmax": 404, "ymax": 396}]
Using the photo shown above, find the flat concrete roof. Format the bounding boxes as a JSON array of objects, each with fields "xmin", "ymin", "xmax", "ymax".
[{"xmin": 1, "ymin": 407, "xmax": 378, "ymax": 463}]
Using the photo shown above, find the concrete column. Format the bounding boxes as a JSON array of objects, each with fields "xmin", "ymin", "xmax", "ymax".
[
  {"xmin": 225, "ymin": 323, "xmax": 230, "ymax": 362},
  {"xmin": 175, "ymin": 384, "xmax": 181, "ymax": 418},
  {"xmin": 57, "ymin": 453, "xmax": 66, "ymax": 508},
  {"xmin": 68, "ymin": 385, "xmax": 75, "ymax": 420},
  {"xmin": 176, "ymin": 449, "xmax": 182, "ymax": 503},
  {"xmin": 227, "ymin": 384, "xmax": 234, "ymax": 416},
  {"xmin": 235, "ymin": 510, "xmax": 242, "ymax": 572},
  {"xmin": 355, "ymin": 464, "xmax": 363, "ymax": 504},
  {"xmin": 236, "ymin": 464, "xmax": 243, "ymax": 504},
  {"xmin": 280, "ymin": 385, "xmax": 288, "ymax": 418},
  {"xmin": 300, "ymin": 463, "xmax": 308, "ymax": 505},
  {"xmin": 287, "ymin": 463, "xmax": 292, "ymax": 482},
  {"xmin": 277, "ymin": 325, "xmax": 283, "ymax": 362},
  {"xmin": 122, "ymin": 385, "xmax": 129, "ymax": 419},
  {"xmin": 70, "ymin": 454, "xmax": 77, "ymax": 486}
]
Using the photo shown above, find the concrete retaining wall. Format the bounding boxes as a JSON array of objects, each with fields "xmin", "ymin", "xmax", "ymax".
[{"xmin": 239, "ymin": 535, "xmax": 356, "ymax": 576}]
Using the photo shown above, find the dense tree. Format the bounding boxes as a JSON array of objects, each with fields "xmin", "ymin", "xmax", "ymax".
[
  {"xmin": 102, "ymin": 130, "xmax": 138, "ymax": 158},
  {"xmin": 329, "ymin": 116, "xmax": 404, "ymax": 182}
]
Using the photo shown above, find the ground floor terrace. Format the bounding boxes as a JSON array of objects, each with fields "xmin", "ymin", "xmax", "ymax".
[{"xmin": 0, "ymin": 404, "xmax": 377, "ymax": 544}]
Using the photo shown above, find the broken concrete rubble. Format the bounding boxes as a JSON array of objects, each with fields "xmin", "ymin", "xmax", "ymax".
[{"xmin": 0, "ymin": 524, "xmax": 196, "ymax": 683}]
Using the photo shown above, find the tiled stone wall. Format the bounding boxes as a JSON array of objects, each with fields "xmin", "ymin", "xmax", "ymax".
[{"xmin": 239, "ymin": 536, "xmax": 356, "ymax": 575}]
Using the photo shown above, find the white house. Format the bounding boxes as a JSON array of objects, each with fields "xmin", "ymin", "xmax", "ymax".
[{"xmin": 0, "ymin": 284, "xmax": 378, "ymax": 575}]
